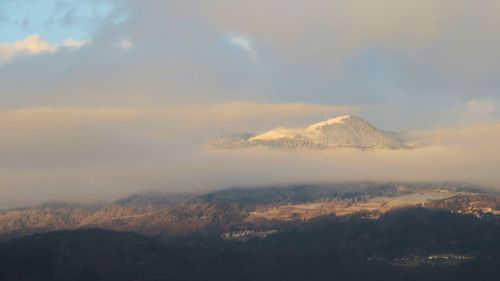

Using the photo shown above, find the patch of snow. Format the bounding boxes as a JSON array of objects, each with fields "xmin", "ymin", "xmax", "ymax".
[
  {"xmin": 249, "ymin": 128, "xmax": 297, "ymax": 141},
  {"xmin": 305, "ymin": 115, "xmax": 352, "ymax": 131}
]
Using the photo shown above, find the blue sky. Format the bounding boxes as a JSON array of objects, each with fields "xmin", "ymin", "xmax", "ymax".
[{"xmin": 0, "ymin": 0, "xmax": 114, "ymax": 43}]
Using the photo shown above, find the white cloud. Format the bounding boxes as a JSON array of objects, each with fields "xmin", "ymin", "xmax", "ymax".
[
  {"xmin": 0, "ymin": 35, "xmax": 56, "ymax": 64},
  {"xmin": 14, "ymin": 35, "xmax": 57, "ymax": 54},
  {"xmin": 449, "ymin": 98, "xmax": 499, "ymax": 125},
  {"xmin": 0, "ymin": 35, "xmax": 87, "ymax": 65},
  {"xmin": 229, "ymin": 36, "xmax": 253, "ymax": 52},
  {"xmin": 466, "ymin": 99, "xmax": 496, "ymax": 117},
  {"xmin": 63, "ymin": 39, "xmax": 89, "ymax": 49}
]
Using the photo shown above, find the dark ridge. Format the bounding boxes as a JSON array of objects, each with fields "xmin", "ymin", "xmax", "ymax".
[
  {"xmin": 2, "ymin": 209, "xmax": 500, "ymax": 281},
  {"xmin": 189, "ymin": 183, "xmax": 403, "ymax": 206}
]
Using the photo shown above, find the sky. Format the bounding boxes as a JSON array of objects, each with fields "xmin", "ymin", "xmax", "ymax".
[{"xmin": 1, "ymin": 0, "xmax": 500, "ymax": 206}]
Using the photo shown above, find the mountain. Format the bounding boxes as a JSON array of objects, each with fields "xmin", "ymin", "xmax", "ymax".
[
  {"xmin": 3, "ymin": 208, "xmax": 500, "ymax": 281},
  {"xmin": 209, "ymin": 115, "xmax": 422, "ymax": 150},
  {"xmin": 1, "ymin": 183, "xmax": 500, "ymax": 280},
  {"xmin": 0, "ymin": 183, "xmax": 496, "ymax": 241}
]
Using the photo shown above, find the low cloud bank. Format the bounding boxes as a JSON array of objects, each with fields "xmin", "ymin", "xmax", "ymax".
[{"xmin": 0, "ymin": 105, "xmax": 498, "ymax": 207}]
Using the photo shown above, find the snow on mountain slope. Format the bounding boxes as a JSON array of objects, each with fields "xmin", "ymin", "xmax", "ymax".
[
  {"xmin": 303, "ymin": 115, "xmax": 403, "ymax": 149},
  {"xmin": 209, "ymin": 115, "xmax": 422, "ymax": 150}
]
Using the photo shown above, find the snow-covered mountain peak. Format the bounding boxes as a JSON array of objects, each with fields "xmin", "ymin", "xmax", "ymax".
[
  {"xmin": 209, "ymin": 115, "xmax": 423, "ymax": 151},
  {"xmin": 306, "ymin": 115, "xmax": 352, "ymax": 131},
  {"xmin": 304, "ymin": 115, "xmax": 377, "ymax": 134}
]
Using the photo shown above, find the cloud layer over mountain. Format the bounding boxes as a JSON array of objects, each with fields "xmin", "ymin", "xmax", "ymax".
[
  {"xmin": 1, "ymin": 105, "xmax": 499, "ymax": 207},
  {"xmin": 1, "ymin": 0, "xmax": 500, "ymax": 205}
]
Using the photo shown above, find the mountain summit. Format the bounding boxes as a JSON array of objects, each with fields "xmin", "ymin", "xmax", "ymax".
[{"xmin": 209, "ymin": 115, "xmax": 422, "ymax": 150}]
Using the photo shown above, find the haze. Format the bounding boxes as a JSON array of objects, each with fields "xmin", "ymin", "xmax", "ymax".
[{"xmin": 1, "ymin": 0, "xmax": 499, "ymax": 206}]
